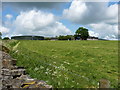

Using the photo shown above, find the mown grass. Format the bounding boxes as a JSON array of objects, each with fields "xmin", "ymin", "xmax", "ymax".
[{"xmin": 9, "ymin": 40, "xmax": 118, "ymax": 88}]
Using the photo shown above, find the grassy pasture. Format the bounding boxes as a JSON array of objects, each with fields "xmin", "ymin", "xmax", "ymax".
[{"xmin": 9, "ymin": 40, "xmax": 118, "ymax": 88}]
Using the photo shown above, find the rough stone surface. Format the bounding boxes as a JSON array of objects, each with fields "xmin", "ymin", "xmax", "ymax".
[{"xmin": 0, "ymin": 46, "xmax": 52, "ymax": 89}]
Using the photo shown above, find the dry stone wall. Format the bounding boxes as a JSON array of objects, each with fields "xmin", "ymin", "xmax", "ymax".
[{"xmin": 0, "ymin": 45, "xmax": 52, "ymax": 89}]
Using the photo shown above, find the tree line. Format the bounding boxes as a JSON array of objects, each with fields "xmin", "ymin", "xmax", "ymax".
[
  {"xmin": 0, "ymin": 27, "xmax": 89, "ymax": 40},
  {"xmin": 56, "ymin": 27, "xmax": 89, "ymax": 40}
]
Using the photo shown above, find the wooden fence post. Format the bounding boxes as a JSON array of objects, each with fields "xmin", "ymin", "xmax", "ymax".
[{"xmin": 99, "ymin": 79, "xmax": 110, "ymax": 88}]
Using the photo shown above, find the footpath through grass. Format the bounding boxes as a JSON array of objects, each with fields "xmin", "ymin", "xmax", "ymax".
[{"xmin": 9, "ymin": 40, "xmax": 118, "ymax": 88}]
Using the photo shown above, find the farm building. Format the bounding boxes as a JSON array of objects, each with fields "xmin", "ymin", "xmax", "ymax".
[
  {"xmin": 87, "ymin": 36, "xmax": 98, "ymax": 40},
  {"xmin": 75, "ymin": 35, "xmax": 99, "ymax": 40},
  {"xmin": 11, "ymin": 35, "xmax": 44, "ymax": 40},
  {"xmin": 50, "ymin": 37, "xmax": 58, "ymax": 41}
]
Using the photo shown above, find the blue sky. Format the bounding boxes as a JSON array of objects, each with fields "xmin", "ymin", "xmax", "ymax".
[{"xmin": 1, "ymin": 1, "xmax": 119, "ymax": 40}]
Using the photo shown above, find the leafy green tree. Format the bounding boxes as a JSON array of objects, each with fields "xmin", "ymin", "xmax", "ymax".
[
  {"xmin": 75, "ymin": 27, "xmax": 89, "ymax": 40},
  {"xmin": 44, "ymin": 37, "xmax": 51, "ymax": 40},
  {"xmin": 58, "ymin": 35, "xmax": 73, "ymax": 40},
  {"xmin": 3, "ymin": 37, "xmax": 10, "ymax": 40}
]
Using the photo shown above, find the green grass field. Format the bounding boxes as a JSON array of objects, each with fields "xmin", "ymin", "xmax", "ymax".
[{"xmin": 8, "ymin": 40, "xmax": 118, "ymax": 88}]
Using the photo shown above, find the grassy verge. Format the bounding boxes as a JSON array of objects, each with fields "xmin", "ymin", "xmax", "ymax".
[{"xmin": 8, "ymin": 40, "xmax": 118, "ymax": 88}]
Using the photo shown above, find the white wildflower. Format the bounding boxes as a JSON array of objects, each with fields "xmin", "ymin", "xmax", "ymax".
[
  {"xmin": 67, "ymin": 62, "xmax": 70, "ymax": 65},
  {"xmin": 45, "ymin": 72, "xmax": 48, "ymax": 74},
  {"xmin": 53, "ymin": 62, "xmax": 56, "ymax": 64},
  {"xmin": 34, "ymin": 67, "xmax": 39, "ymax": 71},
  {"xmin": 40, "ymin": 66, "xmax": 44, "ymax": 69},
  {"xmin": 46, "ymin": 68, "xmax": 49, "ymax": 71},
  {"xmin": 59, "ymin": 74, "xmax": 61, "ymax": 77}
]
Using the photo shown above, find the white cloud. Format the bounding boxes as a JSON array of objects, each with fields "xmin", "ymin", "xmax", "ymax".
[
  {"xmin": 5, "ymin": 14, "xmax": 13, "ymax": 20},
  {"xmin": 63, "ymin": 0, "xmax": 118, "ymax": 39},
  {"xmin": 89, "ymin": 31, "xmax": 99, "ymax": 37},
  {"xmin": 89, "ymin": 23, "xmax": 118, "ymax": 39},
  {"xmin": 63, "ymin": 1, "xmax": 118, "ymax": 25},
  {"xmin": 0, "ymin": 25, "xmax": 10, "ymax": 34},
  {"xmin": 12, "ymin": 10, "xmax": 71, "ymax": 37},
  {"xmin": 63, "ymin": 1, "xmax": 87, "ymax": 24}
]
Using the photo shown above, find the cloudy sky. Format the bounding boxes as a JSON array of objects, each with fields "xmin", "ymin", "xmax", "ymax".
[{"xmin": 0, "ymin": 0, "xmax": 119, "ymax": 40}]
